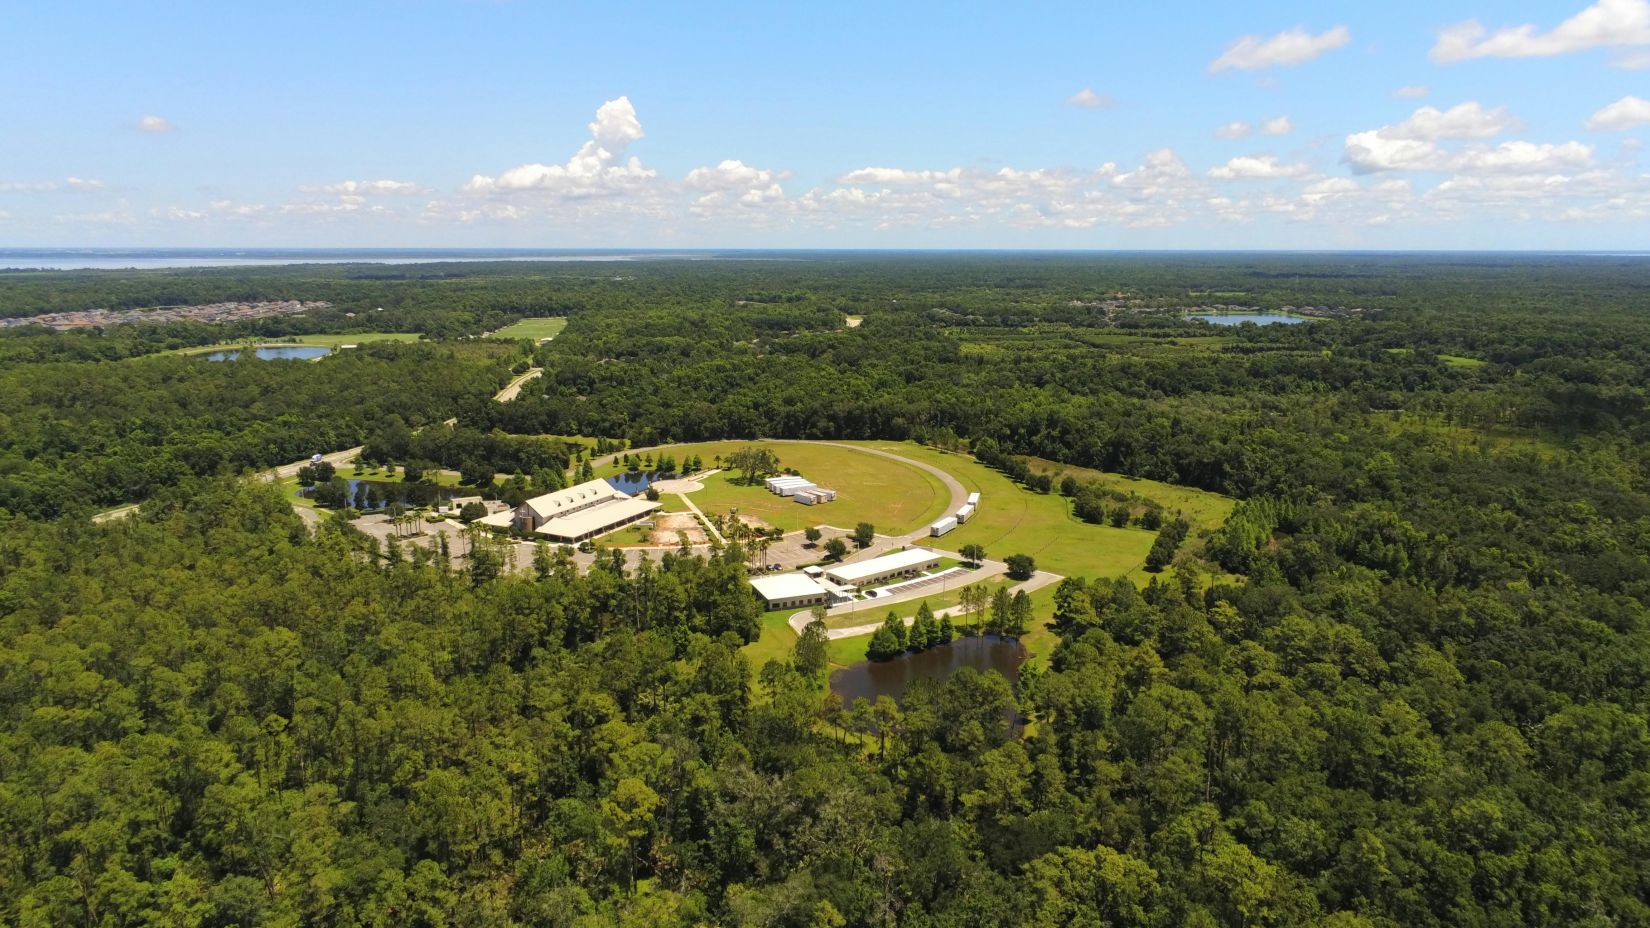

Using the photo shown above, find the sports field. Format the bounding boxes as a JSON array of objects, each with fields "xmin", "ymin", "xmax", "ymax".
[
  {"xmin": 491, "ymin": 317, "xmax": 567, "ymax": 341},
  {"xmin": 605, "ymin": 440, "xmax": 952, "ymax": 535}
]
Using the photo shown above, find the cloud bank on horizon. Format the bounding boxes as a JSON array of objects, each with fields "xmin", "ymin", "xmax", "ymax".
[{"xmin": 4, "ymin": 0, "xmax": 1650, "ymax": 248}]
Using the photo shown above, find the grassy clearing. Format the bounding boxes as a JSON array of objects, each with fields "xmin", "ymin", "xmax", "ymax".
[
  {"xmin": 1378, "ymin": 412, "xmax": 1566, "ymax": 457},
  {"xmin": 602, "ymin": 440, "xmax": 951, "ymax": 535},
  {"xmin": 1384, "ymin": 347, "xmax": 1487, "ymax": 369},
  {"xmin": 748, "ymin": 608, "xmax": 803, "ymax": 671},
  {"xmin": 1076, "ymin": 333, "xmax": 1235, "ymax": 351},
  {"xmin": 843, "ymin": 441, "xmax": 1161, "ymax": 580},
  {"xmin": 1024, "ymin": 457, "xmax": 1235, "ymax": 534},
  {"xmin": 163, "ymin": 332, "xmax": 422, "ymax": 356},
  {"xmin": 491, "ymin": 317, "xmax": 567, "ymax": 341}
]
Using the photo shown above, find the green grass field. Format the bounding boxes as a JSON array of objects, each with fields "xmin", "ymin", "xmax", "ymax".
[
  {"xmin": 491, "ymin": 317, "xmax": 567, "ymax": 341},
  {"xmin": 163, "ymin": 332, "xmax": 422, "ymax": 356},
  {"xmin": 846, "ymin": 441, "xmax": 1175, "ymax": 580},
  {"xmin": 736, "ymin": 440, "xmax": 1237, "ymax": 670},
  {"xmin": 604, "ymin": 440, "xmax": 951, "ymax": 535},
  {"xmin": 1024, "ymin": 457, "xmax": 1235, "ymax": 534},
  {"xmin": 1384, "ymin": 347, "xmax": 1487, "ymax": 369}
]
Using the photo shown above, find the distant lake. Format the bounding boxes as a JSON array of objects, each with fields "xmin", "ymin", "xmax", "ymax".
[
  {"xmin": 830, "ymin": 635, "xmax": 1027, "ymax": 709},
  {"xmin": 607, "ymin": 471, "xmax": 676, "ymax": 495},
  {"xmin": 205, "ymin": 346, "xmax": 331, "ymax": 361},
  {"xmin": 1187, "ymin": 312, "xmax": 1308, "ymax": 326}
]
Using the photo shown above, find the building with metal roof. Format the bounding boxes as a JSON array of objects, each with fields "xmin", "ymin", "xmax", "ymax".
[{"xmin": 824, "ymin": 547, "xmax": 941, "ymax": 587}]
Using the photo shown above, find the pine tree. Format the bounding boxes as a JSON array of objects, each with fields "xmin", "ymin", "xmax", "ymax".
[
  {"xmin": 910, "ymin": 601, "xmax": 937, "ymax": 649},
  {"xmin": 885, "ymin": 610, "xmax": 908, "ymax": 650},
  {"xmin": 1009, "ymin": 589, "xmax": 1033, "ymax": 636},
  {"xmin": 990, "ymin": 586, "xmax": 1013, "ymax": 634}
]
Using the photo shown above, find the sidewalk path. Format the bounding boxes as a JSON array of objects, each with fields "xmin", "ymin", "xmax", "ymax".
[{"xmin": 672, "ymin": 487, "xmax": 726, "ymax": 546}]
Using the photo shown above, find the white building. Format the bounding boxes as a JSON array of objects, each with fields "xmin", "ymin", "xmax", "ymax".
[
  {"xmin": 750, "ymin": 573, "xmax": 830, "ymax": 610},
  {"xmin": 476, "ymin": 477, "xmax": 660, "ymax": 543},
  {"xmin": 825, "ymin": 547, "xmax": 941, "ymax": 588}
]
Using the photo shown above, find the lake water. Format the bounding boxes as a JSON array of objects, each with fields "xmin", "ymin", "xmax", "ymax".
[
  {"xmin": 830, "ymin": 635, "xmax": 1027, "ymax": 708},
  {"xmin": 1186, "ymin": 312, "xmax": 1308, "ymax": 326},
  {"xmin": 304, "ymin": 478, "xmax": 456, "ymax": 510},
  {"xmin": 205, "ymin": 346, "xmax": 331, "ymax": 361},
  {"xmin": 607, "ymin": 471, "xmax": 676, "ymax": 495}
]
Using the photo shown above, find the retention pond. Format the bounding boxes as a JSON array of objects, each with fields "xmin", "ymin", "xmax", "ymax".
[{"xmin": 829, "ymin": 634, "xmax": 1027, "ymax": 708}]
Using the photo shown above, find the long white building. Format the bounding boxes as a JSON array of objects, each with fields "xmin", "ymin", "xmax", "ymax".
[
  {"xmin": 824, "ymin": 547, "xmax": 941, "ymax": 588},
  {"xmin": 478, "ymin": 477, "xmax": 660, "ymax": 543}
]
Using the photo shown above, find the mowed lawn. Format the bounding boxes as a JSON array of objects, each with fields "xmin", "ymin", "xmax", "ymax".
[
  {"xmin": 606, "ymin": 440, "xmax": 951, "ymax": 535},
  {"xmin": 1024, "ymin": 457, "xmax": 1235, "ymax": 533},
  {"xmin": 844, "ymin": 441, "xmax": 1158, "ymax": 580},
  {"xmin": 491, "ymin": 317, "xmax": 567, "ymax": 340}
]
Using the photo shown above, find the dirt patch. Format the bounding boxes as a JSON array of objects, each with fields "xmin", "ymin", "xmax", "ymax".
[
  {"xmin": 651, "ymin": 477, "xmax": 705, "ymax": 493},
  {"xmin": 736, "ymin": 514, "xmax": 774, "ymax": 532},
  {"xmin": 651, "ymin": 512, "xmax": 708, "ymax": 545}
]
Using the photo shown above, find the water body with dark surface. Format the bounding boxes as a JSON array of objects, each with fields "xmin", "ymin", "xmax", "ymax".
[
  {"xmin": 1186, "ymin": 312, "xmax": 1308, "ymax": 326},
  {"xmin": 606, "ymin": 471, "xmax": 675, "ymax": 495},
  {"xmin": 303, "ymin": 478, "xmax": 456, "ymax": 510},
  {"xmin": 205, "ymin": 346, "xmax": 331, "ymax": 361},
  {"xmin": 830, "ymin": 635, "xmax": 1027, "ymax": 709}
]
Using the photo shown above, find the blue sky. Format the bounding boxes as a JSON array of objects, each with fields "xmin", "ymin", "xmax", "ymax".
[{"xmin": 3, "ymin": 0, "xmax": 1649, "ymax": 248}]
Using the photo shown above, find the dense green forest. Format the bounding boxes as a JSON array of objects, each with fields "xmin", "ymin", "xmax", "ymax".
[{"xmin": 2, "ymin": 254, "xmax": 1649, "ymax": 925}]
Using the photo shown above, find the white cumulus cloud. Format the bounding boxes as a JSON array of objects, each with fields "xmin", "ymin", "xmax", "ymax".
[
  {"xmin": 1431, "ymin": 0, "xmax": 1650, "ymax": 64},
  {"xmin": 1216, "ymin": 121, "xmax": 1252, "ymax": 139},
  {"xmin": 1066, "ymin": 88, "xmax": 1116, "ymax": 109},
  {"xmin": 464, "ymin": 96, "xmax": 656, "ymax": 197},
  {"xmin": 1261, "ymin": 116, "xmax": 1294, "ymax": 135},
  {"xmin": 1210, "ymin": 25, "xmax": 1351, "ymax": 72},
  {"xmin": 1382, "ymin": 102, "xmax": 1520, "ymax": 141},
  {"xmin": 1587, "ymin": 95, "xmax": 1650, "ymax": 129},
  {"xmin": 137, "ymin": 114, "xmax": 175, "ymax": 134},
  {"xmin": 305, "ymin": 179, "xmax": 427, "ymax": 195},
  {"xmin": 1208, "ymin": 154, "xmax": 1311, "ymax": 180}
]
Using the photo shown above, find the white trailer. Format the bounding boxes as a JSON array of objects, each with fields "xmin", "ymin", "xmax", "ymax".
[
  {"xmin": 930, "ymin": 516, "xmax": 958, "ymax": 537},
  {"xmin": 767, "ymin": 476, "xmax": 815, "ymax": 497},
  {"xmin": 966, "ymin": 491, "xmax": 981, "ymax": 506},
  {"xmin": 955, "ymin": 503, "xmax": 975, "ymax": 523}
]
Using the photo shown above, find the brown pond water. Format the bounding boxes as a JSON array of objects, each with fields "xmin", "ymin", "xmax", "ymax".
[{"xmin": 829, "ymin": 635, "xmax": 1027, "ymax": 708}]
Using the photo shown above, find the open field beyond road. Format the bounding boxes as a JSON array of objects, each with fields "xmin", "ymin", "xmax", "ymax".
[{"xmin": 490, "ymin": 317, "xmax": 567, "ymax": 341}]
